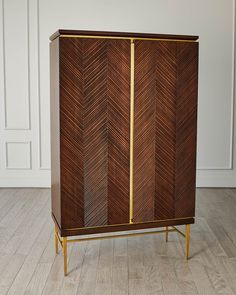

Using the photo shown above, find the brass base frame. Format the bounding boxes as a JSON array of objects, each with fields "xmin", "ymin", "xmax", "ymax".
[{"xmin": 54, "ymin": 224, "xmax": 191, "ymax": 276}]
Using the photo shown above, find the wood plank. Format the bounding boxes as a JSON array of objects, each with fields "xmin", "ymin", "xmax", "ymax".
[
  {"xmin": 7, "ymin": 214, "xmax": 52, "ymax": 295},
  {"xmin": 76, "ymin": 240, "xmax": 100, "ymax": 295},
  {"xmin": 24, "ymin": 263, "xmax": 52, "ymax": 295},
  {"xmin": 112, "ymin": 237, "xmax": 128, "ymax": 295},
  {"xmin": 94, "ymin": 239, "xmax": 113, "ymax": 295},
  {"xmin": 0, "ymin": 254, "xmax": 26, "ymax": 295},
  {"xmin": 59, "ymin": 241, "xmax": 87, "ymax": 295}
]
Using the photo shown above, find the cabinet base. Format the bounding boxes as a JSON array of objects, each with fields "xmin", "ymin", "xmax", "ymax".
[{"xmin": 54, "ymin": 223, "xmax": 191, "ymax": 276}]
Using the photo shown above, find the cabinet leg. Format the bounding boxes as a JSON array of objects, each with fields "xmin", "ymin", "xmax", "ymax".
[
  {"xmin": 54, "ymin": 226, "xmax": 59, "ymax": 254},
  {"xmin": 63, "ymin": 237, "xmax": 67, "ymax": 276},
  {"xmin": 185, "ymin": 224, "xmax": 190, "ymax": 259},
  {"xmin": 165, "ymin": 226, "xmax": 169, "ymax": 242}
]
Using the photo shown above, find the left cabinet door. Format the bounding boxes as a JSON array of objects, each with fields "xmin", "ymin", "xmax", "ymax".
[{"xmin": 51, "ymin": 37, "xmax": 131, "ymax": 230}]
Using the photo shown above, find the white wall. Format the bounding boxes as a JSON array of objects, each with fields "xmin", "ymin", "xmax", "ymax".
[{"xmin": 0, "ymin": 0, "xmax": 235, "ymax": 187}]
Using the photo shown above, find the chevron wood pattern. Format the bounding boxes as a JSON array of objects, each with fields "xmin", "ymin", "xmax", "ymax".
[
  {"xmin": 58, "ymin": 37, "xmax": 130, "ymax": 229},
  {"xmin": 59, "ymin": 38, "xmax": 84, "ymax": 229},
  {"xmin": 175, "ymin": 42, "xmax": 198, "ymax": 218},
  {"xmin": 50, "ymin": 32, "xmax": 198, "ymax": 236},
  {"xmin": 133, "ymin": 41, "xmax": 156, "ymax": 222},
  {"xmin": 155, "ymin": 41, "xmax": 177, "ymax": 220},
  {"xmin": 107, "ymin": 40, "xmax": 130, "ymax": 225},
  {"xmin": 133, "ymin": 40, "xmax": 198, "ymax": 222}
]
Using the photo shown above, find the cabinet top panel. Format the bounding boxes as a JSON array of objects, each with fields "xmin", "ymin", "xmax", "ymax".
[{"xmin": 50, "ymin": 29, "xmax": 198, "ymax": 41}]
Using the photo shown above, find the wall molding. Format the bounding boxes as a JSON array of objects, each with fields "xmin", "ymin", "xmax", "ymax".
[
  {"xmin": 2, "ymin": 0, "xmax": 31, "ymax": 130},
  {"xmin": 37, "ymin": 0, "xmax": 50, "ymax": 170},
  {"xmin": 0, "ymin": 173, "xmax": 50, "ymax": 187},
  {"xmin": 5, "ymin": 141, "xmax": 32, "ymax": 169},
  {"xmin": 197, "ymin": 0, "xmax": 236, "ymax": 171}
]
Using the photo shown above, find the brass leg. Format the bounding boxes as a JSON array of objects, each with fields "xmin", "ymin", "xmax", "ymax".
[
  {"xmin": 54, "ymin": 226, "xmax": 59, "ymax": 254},
  {"xmin": 185, "ymin": 224, "xmax": 190, "ymax": 259},
  {"xmin": 165, "ymin": 226, "xmax": 169, "ymax": 242},
  {"xmin": 63, "ymin": 237, "xmax": 67, "ymax": 276}
]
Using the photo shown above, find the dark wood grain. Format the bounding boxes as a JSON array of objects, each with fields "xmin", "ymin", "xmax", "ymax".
[
  {"xmin": 50, "ymin": 29, "xmax": 198, "ymax": 41},
  {"xmin": 50, "ymin": 38, "xmax": 61, "ymax": 228},
  {"xmin": 107, "ymin": 40, "xmax": 130, "ymax": 224},
  {"xmin": 59, "ymin": 37, "xmax": 84, "ymax": 229},
  {"xmin": 57, "ymin": 37, "xmax": 130, "ymax": 229},
  {"xmin": 155, "ymin": 41, "xmax": 177, "ymax": 220},
  {"xmin": 175, "ymin": 42, "xmax": 198, "ymax": 218},
  {"xmin": 133, "ymin": 40, "xmax": 156, "ymax": 222},
  {"xmin": 133, "ymin": 40, "xmax": 198, "ymax": 222},
  {"xmin": 50, "ymin": 33, "xmax": 198, "ymax": 237}
]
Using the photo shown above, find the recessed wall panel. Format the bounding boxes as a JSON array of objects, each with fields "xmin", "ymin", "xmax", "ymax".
[{"xmin": 3, "ymin": 0, "xmax": 30, "ymax": 129}]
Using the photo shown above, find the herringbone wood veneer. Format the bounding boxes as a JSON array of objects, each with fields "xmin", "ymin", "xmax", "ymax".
[
  {"xmin": 59, "ymin": 38, "xmax": 130, "ymax": 229},
  {"xmin": 133, "ymin": 40, "xmax": 198, "ymax": 222},
  {"xmin": 51, "ymin": 34, "xmax": 198, "ymax": 234}
]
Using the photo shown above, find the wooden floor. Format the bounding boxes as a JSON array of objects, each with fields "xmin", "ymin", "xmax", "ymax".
[{"xmin": 0, "ymin": 189, "xmax": 236, "ymax": 295}]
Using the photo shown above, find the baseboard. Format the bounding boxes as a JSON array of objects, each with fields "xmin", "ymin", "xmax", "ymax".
[
  {"xmin": 0, "ymin": 173, "xmax": 51, "ymax": 187},
  {"xmin": 196, "ymin": 170, "xmax": 236, "ymax": 187}
]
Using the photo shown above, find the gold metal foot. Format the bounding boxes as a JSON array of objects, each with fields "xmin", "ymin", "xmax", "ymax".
[
  {"xmin": 54, "ymin": 226, "xmax": 59, "ymax": 254},
  {"xmin": 63, "ymin": 237, "xmax": 67, "ymax": 276},
  {"xmin": 165, "ymin": 226, "xmax": 169, "ymax": 242},
  {"xmin": 185, "ymin": 224, "xmax": 190, "ymax": 259}
]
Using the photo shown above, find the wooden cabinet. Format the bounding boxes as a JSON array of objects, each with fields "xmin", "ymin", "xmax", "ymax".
[{"xmin": 50, "ymin": 30, "xmax": 198, "ymax": 275}]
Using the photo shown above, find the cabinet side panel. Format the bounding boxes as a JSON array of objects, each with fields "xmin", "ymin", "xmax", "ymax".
[
  {"xmin": 50, "ymin": 38, "xmax": 61, "ymax": 227},
  {"xmin": 60, "ymin": 38, "xmax": 84, "ymax": 228},
  {"xmin": 155, "ymin": 41, "xmax": 177, "ymax": 219},
  {"xmin": 175, "ymin": 42, "xmax": 198, "ymax": 218},
  {"xmin": 133, "ymin": 40, "xmax": 156, "ymax": 222}
]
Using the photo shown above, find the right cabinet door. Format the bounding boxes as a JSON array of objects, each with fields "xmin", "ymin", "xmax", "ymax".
[{"xmin": 133, "ymin": 40, "xmax": 198, "ymax": 223}]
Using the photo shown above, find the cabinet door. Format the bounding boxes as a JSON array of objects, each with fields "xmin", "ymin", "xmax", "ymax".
[
  {"xmin": 133, "ymin": 40, "xmax": 198, "ymax": 223},
  {"xmin": 59, "ymin": 37, "xmax": 130, "ymax": 229}
]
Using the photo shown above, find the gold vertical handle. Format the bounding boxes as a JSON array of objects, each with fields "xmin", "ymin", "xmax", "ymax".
[{"xmin": 129, "ymin": 39, "xmax": 135, "ymax": 223}]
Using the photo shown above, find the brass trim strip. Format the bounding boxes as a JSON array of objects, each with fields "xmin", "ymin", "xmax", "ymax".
[
  {"xmin": 62, "ymin": 216, "xmax": 194, "ymax": 231},
  {"xmin": 129, "ymin": 39, "xmax": 135, "ymax": 223},
  {"xmin": 59, "ymin": 34, "xmax": 198, "ymax": 42}
]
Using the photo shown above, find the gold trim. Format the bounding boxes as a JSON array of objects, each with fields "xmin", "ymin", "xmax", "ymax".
[
  {"xmin": 129, "ymin": 39, "xmax": 135, "ymax": 223},
  {"xmin": 59, "ymin": 34, "xmax": 197, "ymax": 42},
  {"xmin": 62, "ymin": 216, "xmax": 194, "ymax": 231}
]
